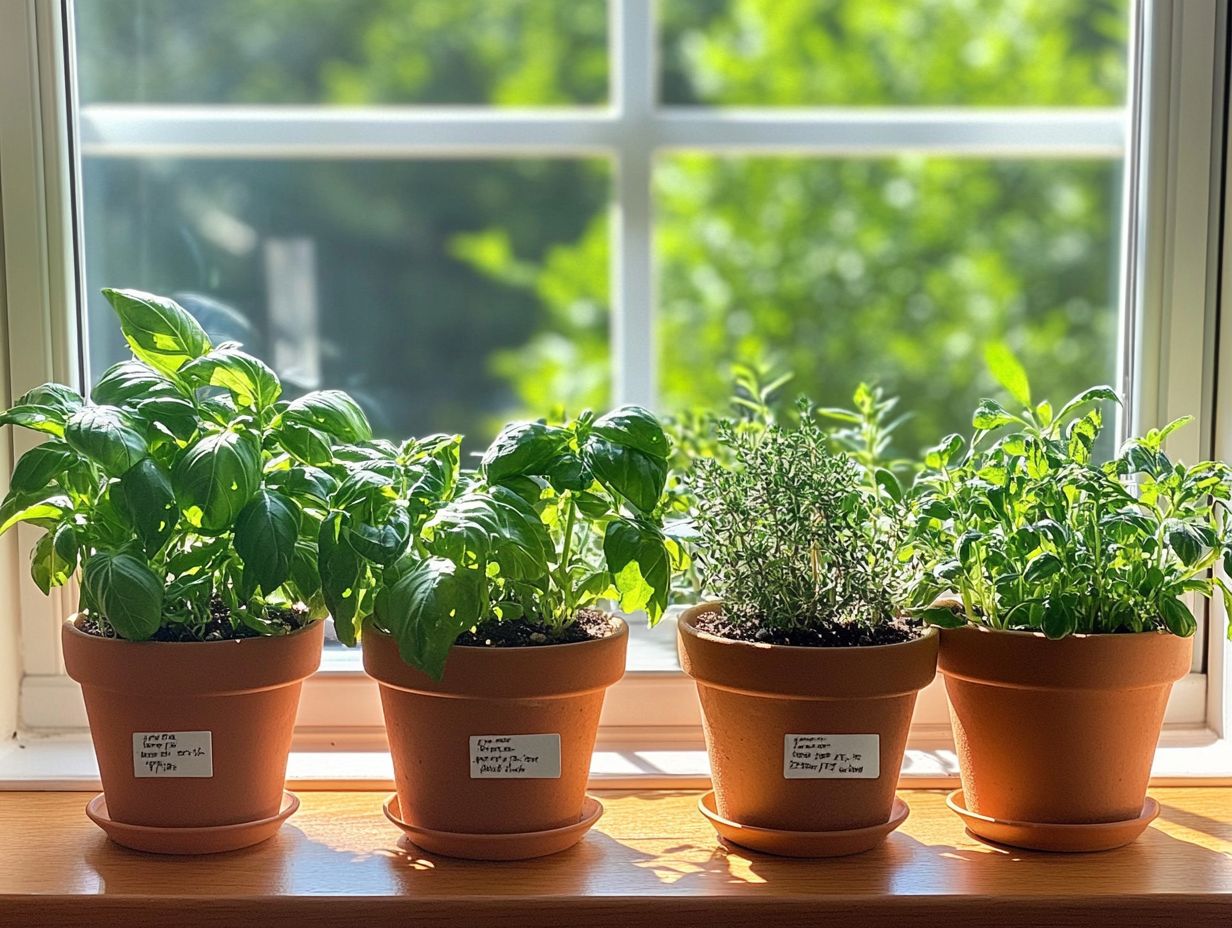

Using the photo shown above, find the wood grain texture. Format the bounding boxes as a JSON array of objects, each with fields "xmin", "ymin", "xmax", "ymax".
[{"xmin": 0, "ymin": 788, "xmax": 1228, "ymax": 927}]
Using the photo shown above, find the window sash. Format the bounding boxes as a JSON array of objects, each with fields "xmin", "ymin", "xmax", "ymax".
[{"xmin": 1, "ymin": 0, "xmax": 1226, "ymax": 745}]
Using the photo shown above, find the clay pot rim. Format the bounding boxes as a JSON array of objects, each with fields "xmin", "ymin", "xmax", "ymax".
[
  {"xmin": 939, "ymin": 623, "xmax": 1185, "ymax": 642},
  {"xmin": 64, "ymin": 613, "xmax": 324, "ymax": 648},
  {"xmin": 364, "ymin": 612, "xmax": 630, "ymax": 698},
  {"xmin": 679, "ymin": 601, "xmax": 938, "ymax": 653}
]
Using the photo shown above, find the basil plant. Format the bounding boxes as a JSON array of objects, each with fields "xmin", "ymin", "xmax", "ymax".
[
  {"xmin": 325, "ymin": 406, "xmax": 684, "ymax": 677},
  {"xmin": 0, "ymin": 288, "xmax": 370, "ymax": 641},
  {"xmin": 908, "ymin": 346, "xmax": 1232, "ymax": 640}
]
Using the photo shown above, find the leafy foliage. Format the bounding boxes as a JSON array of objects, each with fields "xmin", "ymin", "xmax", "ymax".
[
  {"xmin": 327, "ymin": 406, "xmax": 683, "ymax": 678},
  {"xmin": 688, "ymin": 403, "xmax": 907, "ymax": 632},
  {"xmin": 908, "ymin": 355, "xmax": 1232, "ymax": 639},
  {"xmin": 0, "ymin": 288, "xmax": 369, "ymax": 640}
]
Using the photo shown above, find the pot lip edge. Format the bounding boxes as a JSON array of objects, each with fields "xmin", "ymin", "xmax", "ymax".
[
  {"xmin": 938, "ymin": 623, "xmax": 1193, "ymax": 643},
  {"xmin": 677, "ymin": 601, "xmax": 939, "ymax": 653}
]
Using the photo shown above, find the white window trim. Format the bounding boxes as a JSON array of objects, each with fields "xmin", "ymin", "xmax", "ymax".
[{"xmin": 0, "ymin": 0, "xmax": 1229, "ymax": 784}]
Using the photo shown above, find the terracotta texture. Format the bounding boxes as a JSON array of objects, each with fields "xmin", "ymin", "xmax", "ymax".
[
  {"xmin": 939, "ymin": 625, "xmax": 1192, "ymax": 825},
  {"xmin": 678, "ymin": 603, "xmax": 939, "ymax": 833},
  {"xmin": 363, "ymin": 615, "xmax": 628, "ymax": 836},
  {"xmin": 62, "ymin": 617, "xmax": 323, "ymax": 829}
]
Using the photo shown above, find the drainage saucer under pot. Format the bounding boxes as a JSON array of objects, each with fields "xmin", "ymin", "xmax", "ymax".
[
  {"xmin": 946, "ymin": 789, "xmax": 1159, "ymax": 852},
  {"xmin": 86, "ymin": 790, "xmax": 300, "ymax": 855}
]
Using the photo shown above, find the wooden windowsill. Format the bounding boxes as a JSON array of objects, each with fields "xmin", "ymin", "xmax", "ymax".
[{"xmin": 1, "ymin": 788, "xmax": 1229, "ymax": 927}]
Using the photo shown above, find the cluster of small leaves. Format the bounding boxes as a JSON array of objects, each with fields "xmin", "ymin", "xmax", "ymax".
[
  {"xmin": 688, "ymin": 405, "xmax": 907, "ymax": 632},
  {"xmin": 908, "ymin": 345, "xmax": 1232, "ymax": 639},
  {"xmin": 327, "ymin": 405, "xmax": 685, "ymax": 677},
  {"xmin": 664, "ymin": 365, "xmax": 912, "ymax": 603},
  {"xmin": 0, "ymin": 288, "xmax": 371, "ymax": 640}
]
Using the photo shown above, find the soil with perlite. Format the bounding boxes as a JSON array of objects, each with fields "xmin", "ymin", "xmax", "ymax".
[
  {"xmin": 697, "ymin": 607, "xmax": 922, "ymax": 647},
  {"xmin": 455, "ymin": 607, "xmax": 614, "ymax": 648},
  {"xmin": 79, "ymin": 598, "xmax": 309, "ymax": 641}
]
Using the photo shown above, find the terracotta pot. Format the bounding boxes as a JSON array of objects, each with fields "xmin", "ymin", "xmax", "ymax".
[
  {"xmin": 62, "ymin": 617, "xmax": 323, "ymax": 829},
  {"xmin": 939, "ymin": 625, "xmax": 1192, "ymax": 824},
  {"xmin": 677, "ymin": 602, "xmax": 939, "ymax": 832},
  {"xmin": 363, "ymin": 615, "xmax": 628, "ymax": 835}
]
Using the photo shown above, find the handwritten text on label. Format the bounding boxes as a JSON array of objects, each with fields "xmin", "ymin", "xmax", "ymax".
[
  {"xmin": 469, "ymin": 734, "xmax": 561, "ymax": 779},
  {"xmin": 132, "ymin": 731, "xmax": 214, "ymax": 778},
  {"xmin": 783, "ymin": 734, "xmax": 880, "ymax": 779}
]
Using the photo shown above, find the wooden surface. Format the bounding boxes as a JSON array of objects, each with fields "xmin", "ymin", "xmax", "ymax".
[{"xmin": 0, "ymin": 788, "xmax": 1229, "ymax": 927}]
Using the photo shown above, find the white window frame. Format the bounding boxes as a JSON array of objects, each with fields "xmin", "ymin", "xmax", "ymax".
[{"xmin": 0, "ymin": 0, "xmax": 1229, "ymax": 785}]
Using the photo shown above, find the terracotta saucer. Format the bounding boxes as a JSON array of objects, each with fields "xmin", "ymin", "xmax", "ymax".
[
  {"xmin": 383, "ymin": 793, "xmax": 604, "ymax": 860},
  {"xmin": 946, "ymin": 789, "xmax": 1160, "ymax": 852},
  {"xmin": 86, "ymin": 790, "xmax": 300, "ymax": 855},
  {"xmin": 698, "ymin": 791, "xmax": 910, "ymax": 857}
]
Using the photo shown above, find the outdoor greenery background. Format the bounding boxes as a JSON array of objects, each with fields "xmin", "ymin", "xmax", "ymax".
[{"xmin": 76, "ymin": 0, "xmax": 1127, "ymax": 460}]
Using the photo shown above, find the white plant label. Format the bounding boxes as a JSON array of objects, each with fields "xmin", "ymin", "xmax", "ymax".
[
  {"xmin": 469, "ymin": 734, "xmax": 561, "ymax": 779},
  {"xmin": 784, "ymin": 734, "xmax": 879, "ymax": 779},
  {"xmin": 132, "ymin": 731, "xmax": 214, "ymax": 778}
]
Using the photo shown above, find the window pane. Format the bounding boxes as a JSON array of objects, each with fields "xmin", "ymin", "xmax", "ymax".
[
  {"xmin": 660, "ymin": 0, "xmax": 1128, "ymax": 106},
  {"xmin": 80, "ymin": 158, "xmax": 611, "ymax": 447},
  {"xmin": 75, "ymin": 0, "xmax": 608, "ymax": 105},
  {"xmin": 654, "ymin": 155, "xmax": 1121, "ymax": 456}
]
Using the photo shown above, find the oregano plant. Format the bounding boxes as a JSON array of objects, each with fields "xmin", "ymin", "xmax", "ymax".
[
  {"xmin": 0, "ymin": 288, "xmax": 370, "ymax": 640},
  {"xmin": 908, "ymin": 344, "xmax": 1232, "ymax": 640},
  {"xmin": 325, "ymin": 406, "xmax": 685, "ymax": 677}
]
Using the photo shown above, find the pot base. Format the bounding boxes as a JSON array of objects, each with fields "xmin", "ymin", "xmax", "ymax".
[
  {"xmin": 946, "ymin": 789, "xmax": 1160, "ymax": 852},
  {"xmin": 85, "ymin": 790, "xmax": 300, "ymax": 855},
  {"xmin": 698, "ymin": 791, "xmax": 910, "ymax": 858},
  {"xmin": 382, "ymin": 793, "xmax": 604, "ymax": 860}
]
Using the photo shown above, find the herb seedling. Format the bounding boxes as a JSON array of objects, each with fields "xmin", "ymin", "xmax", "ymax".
[
  {"xmin": 0, "ymin": 288, "xmax": 371, "ymax": 640},
  {"xmin": 326, "ymin": 406, "xmax": 684, "ymax": 676},
  {"xmin": 908, "ymin": 345, "xmax": 1232, "ymax": 639}
]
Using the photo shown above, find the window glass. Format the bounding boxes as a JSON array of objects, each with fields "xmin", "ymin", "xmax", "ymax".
[
  {"xmin": 76, "ymin": 0, "xmax": 609, "ymax": 106},
  {"xmin": 660, "ymin": 0, "xmax": 1128, "ymax": 106}
]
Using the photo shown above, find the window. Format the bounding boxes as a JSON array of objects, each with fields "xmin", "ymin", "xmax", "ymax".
[{"xmin": 1, "ymin": 1, "xmax": 1228, "ymax": 775}]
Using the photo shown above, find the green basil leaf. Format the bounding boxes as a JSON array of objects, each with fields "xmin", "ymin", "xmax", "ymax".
[
  {"xmin": 603, "ymin": 518, "xmax": 671, "ymax": 622},
  {"xmin": 1054, "ymin": 385, "xmax": 1120, "ymax": 427},
  {"xmin": 64, "ymin": 406, "xmax": 148, "ymax": 475},
  {"xmin": 915, "ymin": 605, "xmax": 966, "ymax": 628},
  {"xmin": 874, "ymin": 467, "xmax": 903, "ymax": 502},
  {"xmin": 118, "ymin": 457, "xmax": 177, "ymax": 555},
  {"xmin": 1159, "ymin": 596, "xmax": 1197, "ymax": 637},
  {"xmin": 426, "ymin": 486, "xmax": 552, "ymax": 580},
  {"xmin": 1041, "ymin": 600, "xmax": 1075, "ymax": 639},
  {"xmin": 30, "ymin": 526, "xmax": 77, "ymax": 594},
  {"xmin": 102, "ymin": 288, "xmax": 211, "ymax": 375},
  {"xmin": 591, "ymin": 405, "xmax": 670, "ymax": 460},
  {"xmin": 9, "ymin": 441, "xmax": 77, "ymax": 493},
  {"xmin": 234, "ymin": 489, "xmax": 301, "ymax": 595},
  {"xmin": 0, "ymin": 483, "xmax": 72, "ymax": 533},
  {"xmin": 481, "ymin": 421, "xmax": 570, "ymax": 483},
  {"xmin": 172, "ymin": 430, "xmax": 261, "ymax": 533},
  {"xmin": 349, "ymin": 506, "xmax": 412, "ymax": 566},
  {"xmin": 92, "ymin": 360, "xmax": 182, "ymax": 406},
  {"xmin": 82, "ymin": 551, "xmax": 164, "ymax": 641},
  {"xmin": 181, "ymin": 343, "xmax": 281, "ymax": 410},
  {"xmin": 133, "ymin": 396, "xmax": 199, "ymax": 441},
  {"xmin": 583, "ymin": 436, "xmax": 668, "ymax": 514},
  {"xmin": 284, "ymin": 390, "xmax": 371, "ymax": 442},
  {"xmin": 279, "ymin": 422, "xmax": 334, "ymax": 466},
  {"xmin": 319, "ymin": 512, "xmax": 367, "ymax": 646},
  {"xmin": 266, "ymin": 465, "xmax": 337, "ymax": 506},
  {"xmin": 374, "ymin": 556, "xmax": 483, "ymax": 679}
]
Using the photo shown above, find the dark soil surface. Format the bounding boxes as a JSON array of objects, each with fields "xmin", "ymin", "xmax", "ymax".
[
  {"xmin": 697, "ymin": 608, "xmax": 921, "ymax": 647},
  {"xmin": 79, "ymin": 598, "xmax": 309, "ymax": 642},
  {"xmin": 455, "ymin": 607, "xmax": 614, "ymax": 648}
]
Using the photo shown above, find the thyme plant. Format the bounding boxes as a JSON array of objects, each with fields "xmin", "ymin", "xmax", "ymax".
[{"xmin": 688, "ymin": 406, "xmax": 909, "ymax": 638}]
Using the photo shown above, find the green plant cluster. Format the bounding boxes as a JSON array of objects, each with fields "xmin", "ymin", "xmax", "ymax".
[
  {"xmin": 323, "ymin": 406, "xmax": 684, "ymax": 676},
  {"xmin": 907, "ymin": 347, "xmax": 1232, "ymax": 638},
  {"xmin": 0, "ymin": 288, "xmax": 370, "ymax": 640},
  {"xmin": 688, "ymin": 404, "xmax": 907, "ymax": 633}
]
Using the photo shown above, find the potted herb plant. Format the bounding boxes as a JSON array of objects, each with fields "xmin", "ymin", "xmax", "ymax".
[
  {"xmin": 0, "ymin": 288, "xmax": 368, "ymax": 854},
  {"xmin": 678, "ymin": 406, "xmax": 938, "ymax": 857},
  {"xmin": 326, "ymin": 406, "xmax": 680, "ymax": 859},
  {"xmin": 909, "ymin": 347, "xmax": 1231, "ymax": 851}
]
